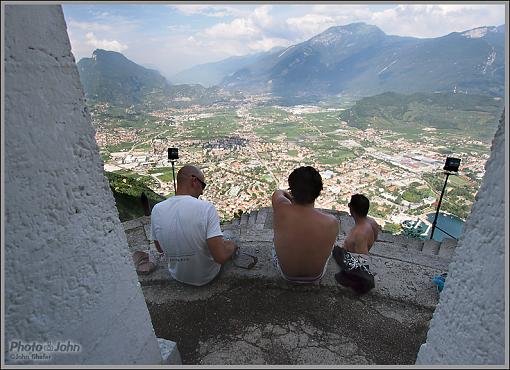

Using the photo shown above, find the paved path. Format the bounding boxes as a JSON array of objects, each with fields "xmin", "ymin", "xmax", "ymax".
[{"xmin": 123, "ymin": 208, "xmax": 457, "ymax": 365}]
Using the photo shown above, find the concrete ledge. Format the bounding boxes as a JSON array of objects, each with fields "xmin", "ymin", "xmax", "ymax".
[
  {"xmin": 125, "ymin": 213, "xmax": 453, "ymax": 311},
  {"xmin": 137, "ymin": 240, "xmax": 441, "ymax": 309}
]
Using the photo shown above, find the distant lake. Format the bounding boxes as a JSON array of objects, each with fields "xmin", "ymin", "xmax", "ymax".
[{"xmin": 426, "ymin": 212, "xmax": 465, "ymax": 242}]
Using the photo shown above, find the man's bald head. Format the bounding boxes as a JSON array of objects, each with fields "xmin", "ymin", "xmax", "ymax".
[
  {"xmin": 174, "ymin": 165, "xmax": 206, "ymax": 198},
  {"xmin": 177, "ymin": 165, "xmax": 204, "ymax": 185}
]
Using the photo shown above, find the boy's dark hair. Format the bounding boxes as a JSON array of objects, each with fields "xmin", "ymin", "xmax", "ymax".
[
  {"xmin": 288, "ymin": 166, "xmax": 323, "ymax": 205},
  {"xmin": 349, "ymin": 194, "xmax": 370, "ymax": 217}
]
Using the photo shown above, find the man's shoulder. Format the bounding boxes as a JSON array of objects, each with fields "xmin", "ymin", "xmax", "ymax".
[
  {"xmin": 153, "ymin": 196, "xmax": 215, "ymax": 211},
  {"xmin": 367, "ymin": 216, "xmax": 379, "ymax": 226},
  {"xmin": 317, "ymin": 209, "xmax": 339, "ymax": 224},
  {"xmin": 196, "ymin": 197, "xmax": 216, "ymax": 208},
  {"xmin": 189, "ymin": 198, "xmax": 219, "ymax": 216}
]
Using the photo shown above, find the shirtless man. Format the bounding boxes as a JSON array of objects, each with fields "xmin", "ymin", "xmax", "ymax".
[
  {"xmin": 332, "ymin": 194, "xmax": 379, "ymax": 293},
  {"xmin": 272, "ymin": 166, "xmax": 340, "ymax": 284},
  {"xmin": 344, "ymin": 194, "xmax": 379, "ymax": 254}
]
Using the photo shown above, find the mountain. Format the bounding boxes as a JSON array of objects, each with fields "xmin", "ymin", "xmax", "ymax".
[
  {"xmin": 170, "ymin": 47, "xmax": 285, "ymax": 87},
  {"xmin": 221, "ymin": 23, "xmax": 505, "ymax": 98},
  {"xmin": 77, "ymin": 49, "xmax": 244, "ymax": 108},
  {"xmin": 77, "ymin": 49, "xmax": 170, "ymax": 106},
  {"xmin": 339, "ymin": 91, "xmax": 504, "ymax": 141}
]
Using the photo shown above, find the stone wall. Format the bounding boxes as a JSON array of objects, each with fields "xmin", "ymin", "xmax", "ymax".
[
  {"xmin": 416, "ymin": 111, "xmax": 506, "ymax": 365},
  {"xmin": 4, "ymin": 5, "xmax": 162, "ymax": 364}
]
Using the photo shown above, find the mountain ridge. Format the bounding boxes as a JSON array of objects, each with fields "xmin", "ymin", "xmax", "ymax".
[
  {"xmin": 221, "ymin": 22, "xmax": 505, "ymax": 98},
  {"xmin": 77, "ymin": 49, "xmax": 243, "ymax": 108},
  {"xmin": 76, "ymin": 22, "xmax": 505, "ymax": 106}
]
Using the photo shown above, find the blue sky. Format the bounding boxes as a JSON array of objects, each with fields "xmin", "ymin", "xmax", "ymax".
[{"xmin": 62, "ymin": 3, "xmax": 506, "ymax": 79}]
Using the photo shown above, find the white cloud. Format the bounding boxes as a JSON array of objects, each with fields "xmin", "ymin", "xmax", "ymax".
[
  {"xmin": 204, "ymin": 18, "xmax": 259, "ymax": 39},
  {"xmin": 68, "ymin": 20, "xmax": 112, "ymax": 31},
  {"xmin": 85, "ymin": 32, "xmax": 128, "ymax": 52},
  {"xmin": 252, "ymin": 5, "xmax": 274, "ymax": 28},
  {"xmin": 371, "ymin": 4, "xmax": 505, "ymax": 38},
  {"xmin": 286, "ymin": 14, "xmax": 337, "ymax": 40},
  {"xmin": 170, "ymin": 4, "xmax": 242, "ymax": 18},
  {"xmin": 247, "ymin": 37, "xmax": 291, "ymax": 52},
  {"xmin": 311, "ymin": 4, "xmax": 373, "ymax": 19},
  {"xmin": 193, "ymin": 5, "xmax": 289, "ymax": 56}
]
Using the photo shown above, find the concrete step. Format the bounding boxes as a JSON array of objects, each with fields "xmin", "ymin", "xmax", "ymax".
[
  {"xmin": 248, "ymin": 211, "xmax": 258, "ymax": 226},
  {"xmin": 240, "ymin": 213, "xmax": 249, "ymax": 225},
  {"xmin": 370, "ymin": 242, "xmax": 450, "ymax": 271},
  {"xmin": 255, "ymin": 207, "xmax": 269, "ymax": 225},
  {"xmin": 252, "ymin": 207, "xmax": 269, "ymax": 230},
  {"xmin": 422, "ymin": 240, "xmax": 440, "ymax": 255},
  {"xmin": 377, "ymin": 233, "xmax": 423, "ymax": 251},
  {"xmin": 438, "ymin": 238, "xmax": 458, "ymax": 259},
  {"xmin": 263, "ymin": 208, "xmax": 273, "ymax": 229}
]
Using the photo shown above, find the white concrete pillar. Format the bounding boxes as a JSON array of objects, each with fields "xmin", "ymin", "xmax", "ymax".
[
  {"xmin": 4, "ymin": 5, "xmax": 163, "ymax": 364},
  {"xmin": 416, "ymin": 111, "xmax": 506, "ymax": 365}
]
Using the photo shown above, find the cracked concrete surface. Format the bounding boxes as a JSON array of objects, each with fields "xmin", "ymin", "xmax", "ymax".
[
  {"xmin": 144, "ymin": 281, "xmax": 432, "ymax": 365},
  {"xmin": 198, "ymin": 321, "xmax": 372, "ymax": 365}
]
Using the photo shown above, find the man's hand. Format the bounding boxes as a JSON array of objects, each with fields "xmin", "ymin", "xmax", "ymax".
[
  {"xmin": 282, "ymin": 190, "xmax": 293, "ymax": 202},
  {"xmin": 272, "ymin": 189, "xmax": 293, "ymax": 207},
  {"xmin": 225, "ymin": 239, "xmax": 238, "ymax": 256}
]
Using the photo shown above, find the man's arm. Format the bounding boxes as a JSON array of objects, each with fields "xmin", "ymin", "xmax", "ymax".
[
  {"xmin": 368, "ymin": 217, "xmax": 379, "ymax": 242},
  {"xmin": 154, "ymin": 240, "xmax": 164, "ymax": 254},
  {"xmin": 207, "ymin": 236, "xmax": 238, "ymax": 264},
  {"xmin": 272, "ymin": 190, "xmax": 293, "ymax": 208}
]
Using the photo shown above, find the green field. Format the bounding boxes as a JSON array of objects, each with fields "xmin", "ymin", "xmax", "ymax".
[{"xmin": 181, "ymin": 112, "xmax": 241, "ymax": 139}]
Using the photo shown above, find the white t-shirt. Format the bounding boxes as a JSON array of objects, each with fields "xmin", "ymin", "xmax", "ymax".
[{"xmin": 150, "ymin": 195, "xmax": 223, "ymax": 286}]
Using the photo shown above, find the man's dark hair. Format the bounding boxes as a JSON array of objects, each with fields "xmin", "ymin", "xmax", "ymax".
[
  {"xmin": 288, "ymin": 166, "xmax": 323, "ymax": 205},
  {"xmin": 349, "ymin": 194, "xmax": 370, "ymax": 217}
]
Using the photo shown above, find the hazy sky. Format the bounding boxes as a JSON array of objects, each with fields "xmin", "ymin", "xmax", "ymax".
[{"xmin": 62, "ymin": 2, "xmax": 506, "ymax": 79}]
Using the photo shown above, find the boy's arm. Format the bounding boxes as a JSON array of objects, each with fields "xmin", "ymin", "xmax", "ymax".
[
  {"xmin": 343, "ymin": 233, "xmax": 358, "ymax": 253},
  {"xmin": 368, "ymin": 217, "xmax": 380, "ymax": 241}
]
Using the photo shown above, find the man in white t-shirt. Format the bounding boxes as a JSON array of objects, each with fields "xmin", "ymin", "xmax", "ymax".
[{"xmin": 151, "ymin": 165, "xmax": 238, "ymax": 286}]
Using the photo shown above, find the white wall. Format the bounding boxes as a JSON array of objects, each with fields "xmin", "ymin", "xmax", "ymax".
[
  {"xmin": 416, "ymin": 111, "xmax": 506, "ymax": 365},
  {"xmin": 4, "ymin": 5, "xmax": 162, "ymax": 364}
]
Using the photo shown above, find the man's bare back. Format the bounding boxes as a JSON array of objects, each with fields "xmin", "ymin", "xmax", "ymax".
[
  {"xmin": 273, "ymin": 190, "xmax": 339, "ymax": 277},
  {"xmin": 344, "ymin": 216, "xmax": 379, "ymax": 255}
]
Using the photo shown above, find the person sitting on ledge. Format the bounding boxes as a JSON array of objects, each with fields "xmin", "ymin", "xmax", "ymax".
[
  {"xmin": 343, "ymin": 194, "xmax": 379, "ymax": 255},
  {"xmin": 332, "ymin": 194, "xmax": 379, "ymax": 293},
  {"xmin": 271, "ymin": 166, "xmax": 340, "ymax": 285},
  {"xmin": 150, "ymin": 165, "xmax": 238, "ymax": 286}
]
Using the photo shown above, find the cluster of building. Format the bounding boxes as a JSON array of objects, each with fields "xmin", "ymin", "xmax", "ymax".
[{"xmin": 95, "ymin": 99, "xmax": 488, "ymax": 224}]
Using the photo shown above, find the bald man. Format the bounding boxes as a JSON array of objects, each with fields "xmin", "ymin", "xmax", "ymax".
[{"xmin": 150, "ymin": 165, "xmax": 237, "ymax": 286}]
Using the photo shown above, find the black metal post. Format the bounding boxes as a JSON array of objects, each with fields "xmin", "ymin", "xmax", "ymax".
[
  {"xmin": 170, "ymin": 160, "xmax": 176, "ymax": 195},
  {"xmin": 430, "ymin": 172, "xmax": 451, "ymax": 240}
]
